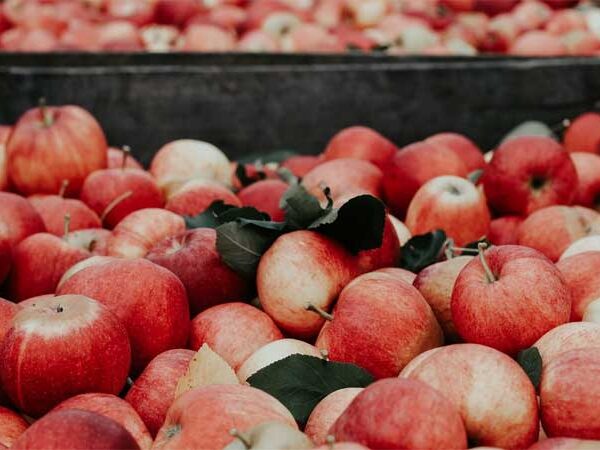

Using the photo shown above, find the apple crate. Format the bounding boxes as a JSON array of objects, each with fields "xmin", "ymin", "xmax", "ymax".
[{"xmin": 0, "ymin": 53, "xmax": 599, "ymax": 164}]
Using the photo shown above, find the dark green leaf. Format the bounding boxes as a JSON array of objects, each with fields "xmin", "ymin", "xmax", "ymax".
[
  {"xmin": 237, "ymin": 150, "xmax": 298, "ymax": 165},
  {"xmin": 277, "ymin": 167, "xmax": 299, "ymax": 185},
  {"xmin": 468, "ymin": 169, "xmax": 484, "ymax": 185},
  {"xmin": 280, "ymin": 184, "xmax": 326, "ymax": 230},
  {"xmin": 517, "ymin": 347, "xmax": 543, "ymax": 391},
  {"xmin": 248, "ymin": 355, "xmax": 374, "ymax": 426},
  {"xmin": 184, "ymin": 201, "xmax": 235, "ymax": 229},
  {"xmin": 218, "ymin": 206, "xmax": 270, "ymax": 223},
  {"xmin": 464, "ymin": 237, "xmax": 491, "ymax": 251},
  {"xmin": 237, "ymin": 218, "xmax": 287, "ymax": 231},
  {"xmin": 400, "ymin": 230, "xmax": 447, "ymax": 272},
  {"xmin": 235, "ymin": 164, "xmax": 265, "ymax": 188},
  {"xmin": 500, "ymin": 121, "xmax": 557, "ymax": 145}
]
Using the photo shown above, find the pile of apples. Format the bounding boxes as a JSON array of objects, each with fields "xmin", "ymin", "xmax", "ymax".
[
  {"xmin": 2, "ymin": 0, "xmax": 600, "ymax": 55},
  {"xmin": 1, "ymin": 100, "xmax": 600, "ymax": 450}
]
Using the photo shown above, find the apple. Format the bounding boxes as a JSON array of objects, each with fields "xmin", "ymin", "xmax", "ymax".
[
  {"xmin": 0, "ymin": 126, "xmax": 13, "ymax": 192},
  {"xmin": 98, "ymin": 20, "xmax": 144, "ymax": 51},
  {"xmin": 354, "ymin": 214, "xmax": 401, "ymax": 274},
  {"xmin": 400, "ymin": 344, "xmax": 539, "ymax": 448},
  {"xmin": 80, "ymin": 164, "xmax": 164, "ymax": 229},
  {"xmin": 561, "ymin": 235, "xmax": 600, "ymax": 259},
  {"xmin": 146, "ymin": 228, "xmax": 252, "ymax": 315},
  {"xmin": 346, "ymin": 0, "xmax": 388, "ymax": 27},
  {"xmin": 304, "ymin": 388, "xmax": 363, "ymax": 445},
  {"xmin": 330, "ymin": 378, "xmax": 467, "ymax": 450},
  {"xmin": 0, "ymin": 28, "xmax": 59, "ymax": 52},
  {"xmin": 451, "ymin": 245, "xmax": 571, "ymax": 355},
  {"xmin": 10, "ymin": 409, "xmax": 139, "ymax": 450},
  {"xmin": 150, "ymin": 140, "xmax": 232, "ymax": 196},
  {"xmin": 57, "ymin": 255, "xmax": 116, "ymax": 291},
  {"xmin": 512, "ymin": 0, "xmax": 553, "ymax": 31},
  {"xmin": 406, "ymin": 175, "xmax": 490, "ymax": 246},
  {"xmin": 165, "ymin": 179, "xmax": 240, "ymax": 217},
  {"xmin": 0, "ymin": 406, "xmax": 27, "ymax": 448},
  {"xmin": 257, "ymin": 230, "xmax": 357, "ymax": 338},
  {"xmin": 488, "ymin": 215, "xmax": 523, "ymax": 245},
  {"xmin": 140, "ymin": 24, "xmax": 180, "ymax": 52},
  {"xmin": 189, "ymin": 302, "xmax": 283, "ymax": 371},
  {"xmin": 312, "ymin": 0, "xmax": 344, "ymax": 29},
  {"xmin": 237, "ymin": 29, "xmax": 280, "ymax": 51},
  {"xmin": 125, "ymin": 349, "xmax": 195, "ymax": 437},
  {"xmin": 281, "ymin": 155, "xmax": 322, "ymax": 178},
  {"xmin": 529, "ymin": 438, "xmax": 600, "ymax": 450},
  {"xmin": 105, "ymin": 0, "xmax": 156, "ymax": 27},
  {"xmin": 237, "ymin": 338, "xmax": 322, "ymax": 383},
  {"xmin": 58, "ymin": 19, "xmax": 101, "ymax": 51},
  {"xmin": 413, "ymin": 255, "xmax": 473, "ymax": 341},
  {"xmin": 480, "ymin": 13, "xmax": 520, "ymax": 52},
  {"xmin": 154, "ymin": 0, "xmax": 201, "ymax": 26},
  {"xmin": 0, "ymin": 192, "xmax": 45, "ymax": 247},
  {"xmin": 152, "ymin": 384, "xmax": 296, "ymax": 449},
  {"xmin": 540, "ymin": 348, "xmax": 600, "ymax": 439},
  {"xmin": 0, "ymin": 294, "xmax": 130, "ymax": 417},
  {"xmin": 200, "ymin": 5, "xmax": 248, "ymax": 32},
  {"xmin": 314, "ymin": 444, "xmax": 370, "ymax": 450},
  {"xmin": 316, "ymin": 271, "xmax": 442, "ymax": 379},
  {"xmin": 571, "ymin": 152, "xmax": 600, "ymax": 210},
  {"xmin": 51, "ymin": 393, "xmax": 152, "ymax": 450},
  {"xmin": 106, "ymin": 208, "xmax": 186, "ymax": 258},
  {"xmin": 63, "ymin": 227, "xmax": 112, "ymax": 256},
  {"xmin": 57, "ymin": 258, "xmax": 190, "ymax": 373},
  {"xmin": 6, "ymin": 103, "xmax": 107, "ymax": 196},
  {"xmin": 382, "ymin": 141, "xmax": 469, "ymax": 218},
  {"xmin": 280, "ymin": 23, "xmax": 344, "ymax": 52},
  {"xmin": 0, "ymin": 298, "xmax": 17, "ymax": 344},
  {"xmin": 179, "ymin": 24, "xmax": 237, "ymax": 51},
  {"xmin": 482, "ymin": 136, "xmax": 577, "ymax": 215},
  {"xmin": 534, "ymin": 322, "xmax": 600, "ymax": 368},
  {"xmin": 425, "ymin": 132, "xmax": 486, "ymax": 172},
  {"xmin": 28, "ymin": 191, "xmax": 101, "ymax": 236},
  {"xmin": 322, "ymin": 126, "xmax": 398, "ymax": 170},
  {"xmin": 224, "ymin": 421, "xmax": 312, "ymax": 450},
  {"xmin": 584, "ymin": 298, "xmax": 600, "ymax": 324},
  {"xmin": 374, "ymin": 267, "xmax": 416, "ymax": 284},
  {"xmin": 510, "ymin": 31, "xmax": 567, "ymax": 56},
  {"xmin": 562, "ymin": 30, "xmax": 600, "ymax": 56},
  {"xmin": 237, "ymin": 179, "xmax": 288, "ymax": 222},
  {"xmin": 556, "ymin": 251, "xmax": 600, "ymax": 320},
  {"xmin": 563, "ymin": 113, "xmax": 600, "ymax": 154},
  {"xmin": 546, "ymin": 10, "xmax": 587, "ymax": 35}
]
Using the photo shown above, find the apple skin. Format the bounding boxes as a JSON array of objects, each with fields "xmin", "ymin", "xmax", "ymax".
[
  {"xmin": 179, "ymin": 24, "xmax": 237, "ymax": 51},
  {"xmin": 482, "ymin": 136, "xmax": 578, "ymax": 216},
  {"xmin": 534, "ymin": 322, "xmax": 600, "ymax": 368},
  {"xmin": 8, "ymin": 232, "xmax": 89, "ymax": 301},
  {"xmin": 51, "ymin": 393, "xmax": 152, "ymax": 450},
  {"xmin": 313, "ymin": 444, "xmax": 369, "ymax": 450},
  {"xmin": 488, "ymin": 216, "xmax": 523, "ymax": 245},
  {"xmin": 63, "ymin": 227, "xmax": 112, "ymax": 256},
  {"xmin": 125, "ymin": 349, "xmax": 195, "ymax": 437},
  {"xmin": 0, "ymin": 192, "xmax": 46, "ymax": 247},
  {"xmin": 510, "ymin": 31, "xmax": 567, "ymax": 56},
  {"xmin": 560, "ymin": 235, "xmax": 600, "ymax": 259},
  {"xmin": 513, "ymin": 1, "xmax": 552, "ymax": 31},
  {"xmin": 237, "ymin": 179, "xmax": 288, "ymax": 222},
  {"xmin": 57, "ymin": 258, "xmax": 190, "ymax": 374},
  {"xmin": 479, "ymin": 13, "xmax": 520, "ymax": 52},
  {"xmin": 563, "ymin": 112, "xmax": 600, "ymax": 154},
  {"xmin": 355, "ymin": 214, "xmax": 401, "ymax": 273},
  {"xmin": 165, "ymin": 179, "xmax": 240, "ymax": 217},
  {"xmin": 0, "ymin": 298, "xmax": 17, "ymax": 344},
  {"xmin": 0, "ymin": 406, "xmax": 27, "ymax": 448},
  {"xmin": 0, "ymin": 239, "xmax": 11, "ymax": 285},
  {"xmin": 413, "ymin": 256, "xmax": 473, "ymax": 341},
  {"xmin": 281, "ymin": 155, "xmax": 322, "ymax": 178},
  {"xmin": 331, "ymin": 378, "xmax": 467, "ymax": 450},
  {"xmin": 11, "ymin": 409, "xmax": 140, "ymax": 450},
  {"xmin": 316, "ymin": 271, "xmax": 443, "ymax": 379},
  {"xmin": 400, "ymin": 344, "xmax": 539, "ymax": 449},
  {"xmin": 556, "ymin": 251, "xmax": 600, "ymax": 320},
  {"xmin": 237, "ymin": 338, "xmax": 322, "ymax": 383},
  {"xmin": 107, "ymin": 147, "xmax": 144, "ymax": 170},
  {"xmin": 188, "ymin": 302, "xmax": 283, "ymax": 371},
  {"xmin": 0, "ymin": 294, "xmax": 130, "ymax": 417},
  {"xmin": 374, "ymin": 267, "xmax": 416, "ymax": 284},
  {"xmin": 322, "ymin": 126, "xmax": 398, "ymax": 170},
  {"xmin": 406, "ymin": 175, "xmax": 490, "ymax": 246},
  {"xmin": 382, "ymin": 141, "xmax": 469, "ymax": 218},
  {"xmin": 0, "ymin": 126, "xmax": 13, "ymax": 192},
  {"xmin": 152, "ymin": 384, "xmax": 297, "ymax": 450},
  {"xmin": 28, "ymin": 195, "xmax": 101, "ymax": 236},
  {"xmin": 7, "ymin": 105, "xmax": 107, "ymax": 197},
  {"xmin": 546, "ymin": 10, "xmax": 587, "ymax": 35},
  {"xmin": 147, "ymin": 228, "xmax": 252, "ymax": 316},
  {"xmin": 305, "ymin": 388, "xmax": 363, "ymax": 446},
  {"xmin": 257, "ymin": 230, "xmax": 358, "ymax": 339},
  {"xmin": 106, "ymin": 208, "xmax": 186, "ymax": 258},
  {"xmin": 425, "ymin": 132, "xmax": 485, "ymax": 172},
  {"xmin": 154, "ymin": 0, "xmax": 200, "ymax": 26},
  {"xmin": 540, "ymin": 348, "xmax": 600, "ymax": 439},
  {"xmin": 571, "ymin": 152, "xmax": 600, "ymax": 210},
  {"xmin": 80, "ymin": 168, "xmax": 164, "ymax": 229},
  {"xmin": 529, "ymin": 438, "xmax": 600, "ymax": 450},
  {"xmin": 451, "ymin": 245, "xmax": 571, "ymax": 355}
]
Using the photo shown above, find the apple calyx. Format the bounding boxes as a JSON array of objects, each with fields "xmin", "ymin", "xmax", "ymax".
[
  {"xmin": 38, "ymin": 97, "xmax": 54, "ymax": 128},
  {"xmin": 325, "ymin": 435, "xmax": 336, "ymax": 450},
  {"xmin": 229, "ymin": 428, "xmax": 252, "ymax": 449},
  {"xmin": 100, "ymin": 191, "xmax": 133, "ymax": 223},
  {"xmin": 305, "ymin": 303, "xmax": 333, "ymax": 321},
  {"xmin": 121, "ymin": 145, "xmax": 131, "ymax": 170},
  {"xmin": 55, "ymin": 305, "xmax": 64, "ymax": 313},
  {"xmin": 478, "ymin": 242, "xmax": 496, "ymax": 283},
  {"xmin": 63, "ymin": 213, "xmax": 72, "ymax": 240},
  {"xmin": 58, "ymin": 180, "xmax": 69, "ymax": 197}
]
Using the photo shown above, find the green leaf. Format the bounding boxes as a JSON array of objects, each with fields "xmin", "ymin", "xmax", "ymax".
[
  {"xmin": 235, "ymin": 163, "xmax": 266, "ymax": 188},
  {"xmin": 277, "ymin": 167, "xmax": 299, "ymax": 185},
  {"xmin": 468, "ymin": 169, "xmax": 484, "ymax": 185},
  {"xmin": 247, "ymin": 355, "xmax": 374, "ymax": 426},
  {"xmin": 400, "ymin": 230, "xmax": 447, "ymax": 272},
  {"xmin": 517, "ymin": 347, "xmax": 543, "ymax": 391},
  {"xmin": 280, "ymin": 184, "xmax": 327, "ymax": 230},
  {"xmin": 238, "ymin": 150, "xmax": 298, "ymax": 165},
  {"xmin": 184, "ymin": 201, "xmax": 234, "ymax": 229},
  {"xmin": 218, "ymin": 206, "xmax": 270, "ymax": 224}
]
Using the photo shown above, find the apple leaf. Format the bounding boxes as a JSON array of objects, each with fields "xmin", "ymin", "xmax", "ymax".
[
  {"xmin": 468, "ymin": 169, "xmax": 484, "ymax": 185},
  {"xmin": 500, "ymin": 121, "xmax": 557, "ymax": 145},
  {"xmin": 517, "ymin": 347, "xmax": 542, "ymax": 391},
  {"xmin": 235, "ymin": 164, "xmax": 266, "ymax": 188},
  {"xmin": 280, "ymin": 184, "xmax": 329, "ymax": 230},
  {"xmin": 238, "ymin": 150, "xmax": 298, "ymax": 165},
  {"xmin": 247, "ymin": 355, "xmax": 373, "ymax": 426},
  {"xmin": 400, "ymin": 230, "xmax": 447, "ymax": 272},
  {"xmin": 185, "ymin": 201, "xmax": 273, "ymax": 230}
]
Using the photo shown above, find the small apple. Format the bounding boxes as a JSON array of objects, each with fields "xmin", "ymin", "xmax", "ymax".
[
  {"xmin": 561, "ymin": 235, "xmax": 600, "ymax": 259},
  {"xmin": 488, "ymin": 216, "xmax": 523, "ymax": 245},
  {"xmin": 425, "ymin": 132, "xmax": 485, "ymax": 172},
  {"xmin": 237, "ymin": 179, "xmax": 288, "ymax": 222},
  {"xmin": 546, "ymin": 10, "xmax": 587, "ymax": 35},
  {"xmin": 563, "ymin": 112, "xmax": 600, "ymax": 154},
  {"xmin": 237, "ymin": 29, "xmax": 280, "ymax": 51},
  {"xmin": 583, "ymin": 298, "xmax": 600, "ymax": 324},
  {"xmin": 0, "ymin": 192, "xmax": 45, "ymax": 247},
  {"xmin": 280, "ymin": 155, "xmax": 322, "ymax": 178},
  {"xmin": 0, "ymin": 406, "xmax": 27, "ymax": 448},
  {"xmin": 374, "ymin": 267, "xmax": 416, "ymax": 284},
  {"xmin": 178, "ymin": 24, "xmax": 236, "ymax": 51},
  {"xmin": 556, "ymin": 251, "xmax": 600, "ymax": 320},
  {"xmin": 571, "ymin": 152, "xmax": 600, "ymax": 210},
  {"xmin": 510, "ymin": 31, "xmax": 567, "ymax": 56},
  {"xmin": 534, "ymin": 322, "xmax": 600, "ymax": 367},
  {"xmin": 305, "ymin": 388, "xmax": 363, "ymax": 445},
  {"xmin": 165, "ymin": 179, "xmax": 240, "ymax": 217}
]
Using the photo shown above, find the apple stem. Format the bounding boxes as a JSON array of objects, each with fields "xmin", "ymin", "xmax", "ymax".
[
  {"xmin": 121, "ymin": 145, "xmax": 131, "ymax": 170},
  {"xmin": 63, "ymin": 213, "xmax": 71, "ymax": 240},
  {"xmin": 229, "ymin": 429, "xmax": 251, "ymax": 449},
  {"xmin": 58, "ymin": 179, "xmax": 69, "ymax": 198},
  {"xmin": 325, "ymin": 435, "xmax": 336, "ymax": 450},
  {"xmin": 38, "ymin": 97, "xmax": 53, "ymax": 128},
  {"xmin": 305, "ymin": 303, "xmax": 333, "ymax": 321},
  {"xmin": 478, "ymin": 242, "xmax": 496, "ymax": 283},
  {"xmin": 100, "ymin": 191, "xmax": 133, "ymax": 223}
]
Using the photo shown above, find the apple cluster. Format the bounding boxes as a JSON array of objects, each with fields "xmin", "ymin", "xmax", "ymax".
[
  {"xmin": 1, "ymin": 0, "xmax": 600, "ymax": 55},
  {"xmin": 1, "ymin": 101, "xmax": 600, "ymax": 449}
]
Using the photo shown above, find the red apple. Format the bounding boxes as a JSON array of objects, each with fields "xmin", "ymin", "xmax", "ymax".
[
  {"xmin": 305, "ymin": 388, "xmax": 363, "ymax": 445},
  {"xmin": 58, "ymin": 19, "xmax": 101, "ymax": 51},
  {"xmin": 0, "ymin": 294, "xmax": 130, "ymax": 417},
  {"xmin": 563, "ymin": 112, "xmax": 600, "ymax": 154},
  {"xmin": 154, "ymin": 0, "xmax": 201, "ymax": 26},
  {"xmin": 281, "ymin": 155, "xmax": 322, "ymax": 178},
  {"xmin": 374, "ymin": 267, "xmax": 416, "ymax": 284},
  {"xmin": 280, "ymin": 23, "xmax": 343, "ymax": 52},
  {"xmin": 475, "ymin": 0, "xmax": 520, "ymax": 15},
  {"xmin": 153, "ymin": 384, "xmax": 296, "ymax": 449},
  {"xmin": 451, "ymin": 245, "xmax": 571, "ymax": 355},
  {"xmin": 57, "ymin": 255, "xmax": 116, "ymax": 291},
  {"xmin": 125, "ymin": 349, "xmax": 195, "ymax": 437},
  {"xmin": 382, "ymin": 141, "xmax": 469, "ymax": 218},
  {"xmin": 63, "ymin": 228, "xmax": 112, "ymax": 256},
  {"xmin": 165, "ymin": 179, "xmax": 240, "ymax": 217},
  {"xmin": 106, "ymin": 0, "xmax": 156, "ymax": 27},
  {"xmin": 28, "ymin": 192, "xmax": 101, "ymax": 236},
  {"xmin": 331, "ymin": 378, "xmax": 467, "ymax": 450},
  {"xmin": 0, "ymin": 406, "xmax": 27, "ymax": 448},
  {"xmin": 316, "ymin": 271, "xmax": 442, "ymax": 379},
  {"xmin": 98, "ymin": 20, "xmax": 144, "ymax": 51},
  {"xmin": 488, "ymin": 215, "xmax": 523, "ymax": 245},
  {"xmin": 237, "ymin": 29, "xmax": 280, "ymax": 51},
  {"xmin": 425, "ymin": 132, "xmax": 485, "ymax": 172},
  {"xmin": 0, "ymin": 192, "xmax": 45, "ymax": 247},
  {"xmin": 540, "ymin": 348, "xmax": 600, "ymax": 439},
  {"xmin": 510, "ymin": 31, "xmax": 567, "ymax": 56},
  {"xmin": 354, "ymin": 214, "xmax": 401, "ymax": 274},
  {"xmin": 482, "ymin": 136, "xmax": 578, "ymax": 215},
  {"xmin": 571, "ymin": 152, "xmax": 600, "ymax": 210},
  {"xmin": 7, "ymin": 103, "xmax": 107, "ymax": 196},
  {"xmin": 107, "ymin": 147, "xmax": 144, "ymax": 170},
  {"xmin": 561, "ymin": 235, "xmax": 600, "ymax": 259},
  {"xmin": 0, "ymin": 28, "xmax": 59, "ymax": 52},
  {"xmin": 147, "ymin": 228, "xmax": 252, "ymax": 315},
  {"xmin": 237, "ymin": 179, "xmax": 288, "ymax": 222},
  {"xmin": 51, "ymin": 393, "xmax": 152, "ymax": 450},
  {"xmin": 106, "ymin": 208, "xmax": 185, "ymax": 258},
  {"xmin": 188, "ymin": 302, "xmax": 282, "ymax": 370},
  {"xmin": 480, "ymin": 13, "xmax": 520, "ymax": 52},
  {"xmin": 529, "ymin": 438, "xmax": 600, "ymax": 450},
  {"xmin": 562, "ymin": 30, "xmax": 600, "ymax": 56},
  {"xmin": 322, "ymin": 126, "xmax": 398, "ymax": 170},
  {"xmin": 512, "ymin": 0, "xmax": 553, "ymax": 31},
  {"xmin": 0, "ymin": 238, "xmax": 10, "ymax": 285},
  {"xmin": 11, "ymin": 409, "xmax": 139, "ymax": 450},
  {"xmin": 0, "ymin": 126, "xmax": 13, "ymax": 192},
  {"xmin": 140, "ymin": 24, "xmax": 180, "ymax": 51},
  {"xmin": 556, "ymin": 251, "xmax": 600, "ymax": 320},
  {"xmin": 534, "ymin": 322, "xmax": 600, "ymax": 368},
  {"xmin": 400, "ymin": 344, "xmax": 539, "ymax": 448},
  {"xmin": 546, "ymin": 10, "xmax": 587, "ymax": 35},
  {"xmin": 406, "ymin": 175, "xmax": 490, "ymax": 246},
  {"xmin": 179, "ymin": 24, "xmax": 237, "ymax": 51},
  {"xmin": 0, "ymin": 298, "xmax": 17, "ymax": 344}
]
